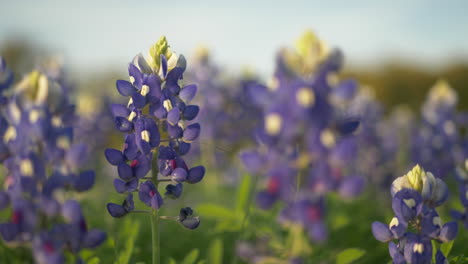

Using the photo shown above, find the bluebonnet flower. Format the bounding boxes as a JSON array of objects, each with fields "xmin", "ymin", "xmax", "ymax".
[
  {"xmin": 411, "ymin": 80, "xmax": 466, "ymax": 179},
  {"xmin": 241, "ymin": 30, "xmax": 364, "ymax": 247},
  {"xmin": 372, "ymin": 165, "xmax": 457, "ymax": 263},
  {"xmin": 0, "ymin": 58, "xmax": 106, "ymax": 263},
  {"xmin": 184, "ymin": 47, "xmax": 262, "ymax": 184},
  {"xmin": 105, "ymin": 37, "xmax": 204, "ymax": 230},
  {"xmin": 451, "ymin": 159, "xmax": 468, "ymax": 229}
]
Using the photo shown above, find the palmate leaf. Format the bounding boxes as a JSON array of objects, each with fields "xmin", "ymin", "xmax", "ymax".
[
  {"xmin": 336, "ymin": 248, "xmax": 365, "ymax": 264},
  {"xmin": 207, "ymin": 238, "xmax": 223, "ymax": 264}
]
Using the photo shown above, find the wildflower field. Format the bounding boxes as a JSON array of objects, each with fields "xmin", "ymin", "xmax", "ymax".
[{"xmin": 1, "ymin": 2, "xmax": 468, "ymax": 264}]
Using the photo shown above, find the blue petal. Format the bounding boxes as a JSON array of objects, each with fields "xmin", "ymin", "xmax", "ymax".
[
  {"xmin": 439, "ymin": 221, "xmax": 458, "ymax": 242},
  {"xmin": 178, "ymin": 142, "xmax": 191, "ymax": 156},
  {"xmin": 131, "ymin": 92, "xmax": 146, "ymax": 109},
  {"xmin": 165, "ymin": 183, "xmax": 183, "ymax": 199},
  {"xmin": 113, "ymin": 178, "xmax": 126, "ymax": 194},
  {"xmin": 180, "ymin": 217, "xmax": 200, "ymax": 230},
  {"xmin": 167, "ymin": 108, "xmax": 180, "ymax": 126},
  {"xmin": 187, "ymin": 166, "xmax": 205, "ymax": 184},
  {"xmin": 371, "ymin": 221, "xmax": 393, "ymax": 242},
  {"xmin": 0, "ymin": 223, "xmax": 18, "ymax": 242},
  {"xmin": 160, "ymin": 54, "xmax": 168, "ymax": 77},
  {"xmin": 179, "ymin": 84, "xmax": 197, "ymax": 102},
  {"xmin": 116, "ymin": 80, "xmax": 137, "ymax": 96},
  {"xmin": 114, "ymin": 117, "xmax": 133, "ymax": 133},
  {"xmin": 256, "ymin": 191, "xmax": 277, "ymax": 210},
  {"xmin": 183, "ymin": 123, "xmax": 200, "ymax": 142},
  {"xmin": 73, "ymin": 171, "xmax": 95, "ymax": 192},
  {"xmin": 106, "ymin": 203, "xmax": 127, "ymax": 218},
  {"xmin": 171, "ymin": 168, "xmax": 187, "ymax": 182},
  {"xmin": 336, "ymin": 118, "xmax": 360, "ymax": 135},
  {"xmin": 118, "ymin": 163, "xmax": 134, "ymax": 180},
  {"xmin": 0, "ymin": 192, "xmax": 9, "ymax": 210},
  {"xmin": 338, "ymin": 176, "xmax": 364, "ymax": 198},
  {"xmin": 128, "ymin": 63, "xmax": 143, "ymax": 87},
  {"xmin": 110, "ymin": 104, "xmax": 130, "ymax": 118},
  {"xmin": 83, "ymin": 229, "xmax": 106, "ymax": 249},
  {"xmin": 240, "ymin": 150, "xmax": 263, "ymax": 173},
  {"xmin": 105, "ymin": 148, "xmax": 125, "ymax": 165},
  {"xmin": 183, "ymin": 105, "xmax": 199, "ymax": 121},
  {"xmin": 134, "ymin": 154, "xmax": 151, "ymax": 178},
  {"xmin": 66, "ymin": 143, "xmax": 88, "ymax": 169}
]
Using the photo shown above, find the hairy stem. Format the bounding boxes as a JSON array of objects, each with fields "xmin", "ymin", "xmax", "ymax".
[
  {"xmin": 151, "ymin": 208, "xmax": 160, "ymax": 264},
  {"xmin": 151, "ymin": 150, "xmax": 160, "ymax": 264}
]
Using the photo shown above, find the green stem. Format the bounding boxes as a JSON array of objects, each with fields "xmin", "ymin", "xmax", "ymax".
[
  {"xmin": 151, "ymin": 208, "xmax": 160, "ymax": 264},
  {"xmin": 150, "ymin": 150, "xmax": 160, "ymax": 264}
]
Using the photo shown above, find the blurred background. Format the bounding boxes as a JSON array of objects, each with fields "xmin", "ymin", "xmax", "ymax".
[
  {"xmin": 2, "ymin": 1, "xmax": 468, "ymax": 263},
  {"xmin": 1, "ymin": 0, "xmax": 468, "ymax": 109}
]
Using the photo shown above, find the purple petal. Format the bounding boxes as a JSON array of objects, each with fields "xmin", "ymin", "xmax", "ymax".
[
  {"xmin": 179, "ymin": 84, "xmax": 197, "ymax": 102},
  {"xmin": 134, "ymin": 154, "xmax": 151, "ymax": 178},
  {"xmin": 0, "ymin": 223, "xmax": 18, "ymax": 242},
  {"xmin": 165, "ymin": 183, "xmax": 183, "ymax": 199},
  {"xmin": 105, "ymin": 148, "xmax": 125, "ymax": 166},
  {"xmin": 106, "ymin": 203, "xmax": 127, "ymax": 218},
  {"xmin": 83, "ymin": 229, "xmax": 106, "ymax": 249},
  {"xmin": 62, "ymin": 200, "xmax": 83, "ymax": 224},
  {"xmin": 439, "ymin": 221, "xmax": 458, "ymax": 242},
  {"xmin": 160, "ymin": 54, "xmax": 168, "ymax": 77},
  {"xmin": 110, "ymin": 104, "xmax": 130, "ymax": 118},
  {"xmin": 371, "ymin": 221, "xmax": 393, "ymax": 242},
  {"xmin": 171, "ymin": 168, "xmax": 187, "ymax": 182},
  {"xmin": 118, "ymin": 163, "xmax": 134, "ymax": 180},
  {"xmin": 338, "ymin": 176, "xmax": 365, "ymax": 198},
  {"xmin": 178, "ymin": 142, "xmax": 191, "ymax": 156},
  {"xmin": 167, "ymin": 108, "xmax": 180, "ymax": 126},
  {"xmin": 113, "ymin": 178, "xmax": 126, "ymax": 194},
  {"xmin": 114, "ymin": 117, "xmax": 133, "ymax": 133},
  {"xmin": 240, "ymin": 150, "xmax": 263, "ymax": 173},
  {"xmin": 183, "ymin": 105, "xmax": 199, "ymax": 121},
  {"xmin": 0, "ymin": 192, "xmax": 10, "ymax": 210},
  {"xmin": 150, "ymin": 192, "xmax": 164, "ymax": 209},
  {"xmin": 116, "ymin": 80, "xmax": 136, "ymax": 96},
  {"xmin": 66, "ymin": 143, "xmax": 88, "ymax": 169},
  {"xmin": 256, "ymin": 191, "xmax": 277, "ymax": 210},
  {"xmin": 180, "ymin": 217, "xmax": 200, "ymax": 230},
  {"xmin": 128, "ymin": 63, "xmax": 143, "ymax": 87},
  {"xmin": 187, "ymin": 166, "xmax": 205, "ymax": 184},
  {"xmin": 183, "ymin": 123, "xmax": 200, "ymax": 142},
  {"xmin": 73, "ymin": 171, "xmax": 95, "ymax": 192},
  {"xmin": 131, "ymin": 92, "xmax": 146, "ymax": 109}
]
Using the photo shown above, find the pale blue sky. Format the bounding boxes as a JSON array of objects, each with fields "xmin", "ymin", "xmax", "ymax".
[{"xmin": 1, "ymin": 0, "xmax": 468, "ymax": 75}]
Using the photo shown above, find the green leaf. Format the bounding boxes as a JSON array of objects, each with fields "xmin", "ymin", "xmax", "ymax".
[
  {"xmin": 197, "ymin": 204, "xmax": 237, "ymax": 220},
  {"xmin": 87, "ymin": 257, "xmax": 100, "ymax": 264},
  {"xmin": 336, "ymin": 248, "xmax": 365, "ymax": 264},
  {"xmin": 207, "ymin": 238, "xmax": 223, "ymax": 264},
  {"xmin": 236, "ymin": 174, "xmax": 251, "ymax": 213},
  {"xmin": 168, "ymin": 258, "xmax": 177, "ymax": 264},
  {"xmin": 180, "ymin": 249, "xmax": 199, "ymax": 264},
  {"xmin": 116, "ymin": 219, "xmax": 140, "ymax": 264},
  {"xmin": 441, "ymin": 240, "xmax": 454, "ymax": 258},
  {"xmin": 431, "ymin": 240, "xmax": 438, "ymax": 263}
]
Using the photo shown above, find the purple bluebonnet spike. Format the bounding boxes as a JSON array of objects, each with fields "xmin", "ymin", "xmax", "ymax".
[
  {"xmin": 105, "ymin": 37, "xmax": 205, "ymax": 243},
  {"xmin": 372, "ymin": 165, "xmax": 457, "ymax": 263},
  {"xmin": 0, "ymin": 57, "xmax": 106, "ymax": 262}
]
